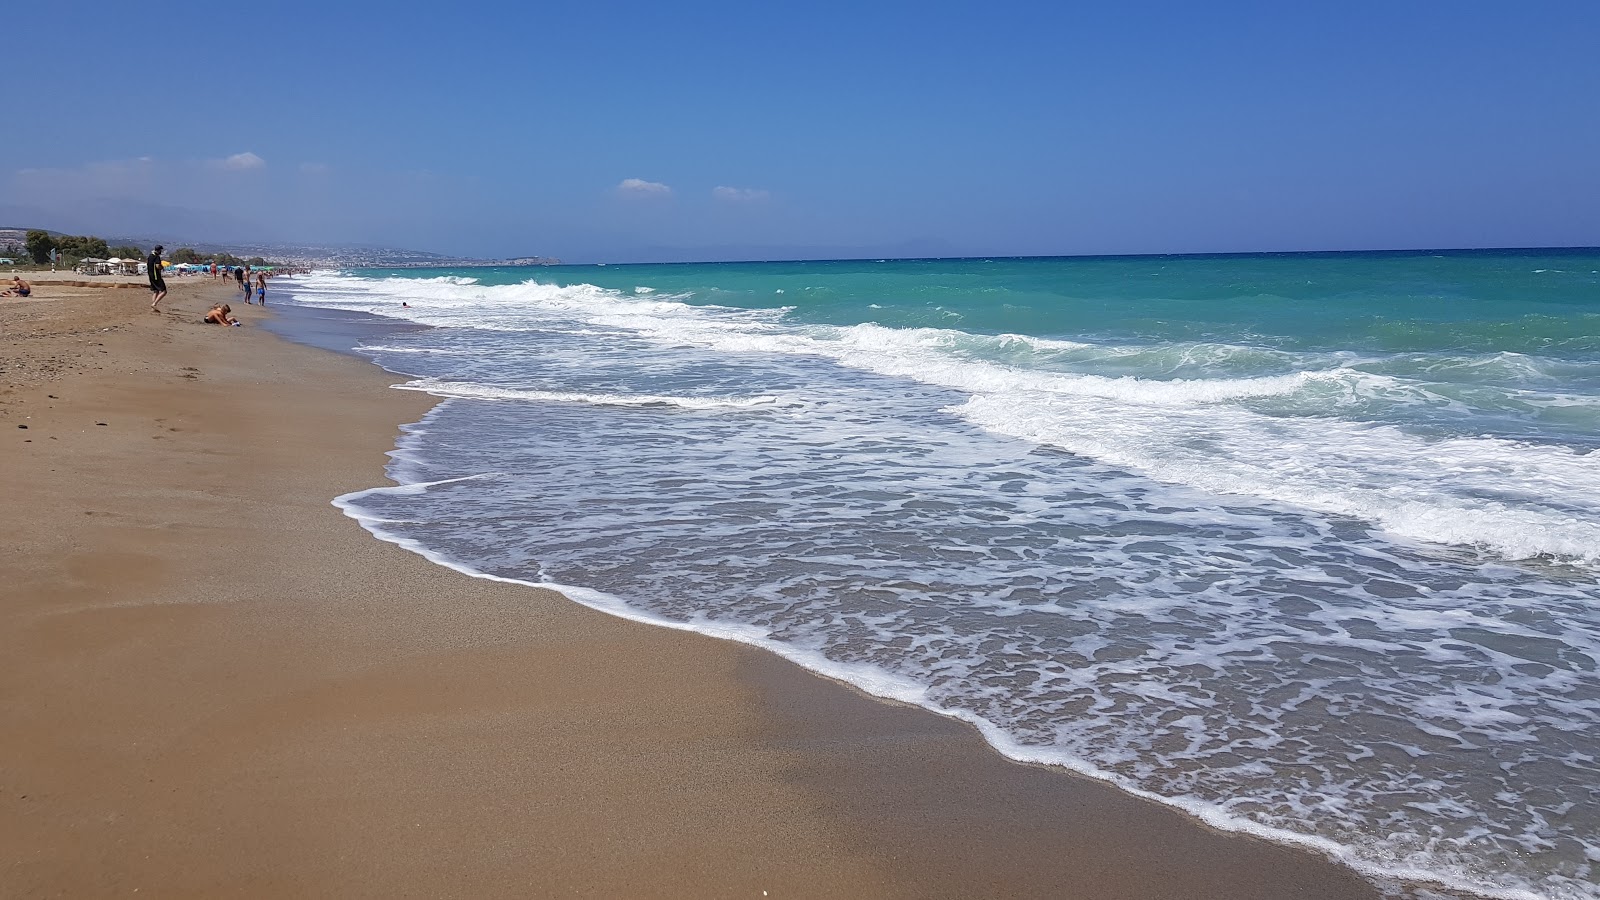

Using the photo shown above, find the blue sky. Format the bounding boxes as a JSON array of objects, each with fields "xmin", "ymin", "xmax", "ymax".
[{"xmin": 6, "ymin": 1, "xmax": 1598, "ymax": 262}]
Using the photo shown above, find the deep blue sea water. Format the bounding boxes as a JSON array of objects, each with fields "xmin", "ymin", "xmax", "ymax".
[{"xmin": 281, "ymin": 251, "xmax": 1600, "ymax": 900}]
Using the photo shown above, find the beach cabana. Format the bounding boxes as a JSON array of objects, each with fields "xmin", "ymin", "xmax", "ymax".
[{"xmin": 77, "ymin": 257, "xmax": 110, "ymax": 275}]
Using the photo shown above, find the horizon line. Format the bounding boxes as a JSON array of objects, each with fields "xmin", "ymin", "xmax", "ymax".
[{"xmin": 478, "ymin": 244, "xmax": 1600, "ymax": 268}]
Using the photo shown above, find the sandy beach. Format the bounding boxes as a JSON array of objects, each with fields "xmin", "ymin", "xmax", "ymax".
[{"xmin": 0, "ymin": 274, "xmax": 1385, "ymax": 898}]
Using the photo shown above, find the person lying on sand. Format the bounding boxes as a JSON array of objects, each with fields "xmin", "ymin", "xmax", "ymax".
[
  {"xmin": 204, "ymin": 303, "xmax": 239, "ymax": 326},
  {"xmin": 1, "ymin": 276, "xmax": 30, "ymax": 297}
]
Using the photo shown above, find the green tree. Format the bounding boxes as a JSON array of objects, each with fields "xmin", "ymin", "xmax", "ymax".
[
  {"xmin": 54, "ymin": 235, "xmax": 111, "ymax": 261},
  {"xmin": 55, "ymin": 237, "xmax": 82, "ymax": 264},
  {"xmin": 214, "ymin": 252, "xmax": 244, "ymax": 266},
  {"xmin": 170, "ymin": 247, "xmax": 202, "ymax": 264},
  {"xmin": 246, "ymin": 256, "xmax": 267, "ymax": 266},
  {"xmin": 25, "ymin": 230, "xmax": 55, "ymax": 264},
  {"xmin": 110, "ymin": 245, "xmax": 143, "ymax": 259}
]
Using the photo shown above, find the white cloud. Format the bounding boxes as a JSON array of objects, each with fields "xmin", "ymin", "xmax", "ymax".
[
  {"xmin": 219, "ymin": 152, "xmax": 266, "ymax": 171},
  {"xmin": 712, "ymin": 185, "xmax": 770, "ymax": 202},
  {"xmin": 617, "ymin": 177, "xmax": 671, "ymax": 195}
]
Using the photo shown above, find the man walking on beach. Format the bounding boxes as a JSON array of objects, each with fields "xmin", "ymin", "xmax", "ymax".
[
  {"xmin": 147, "ymin": 245, "xmax": 167, "ymax": 312},
  {"xmin": 234, "ymin": 265, "xmax": 249, "ymax": 302}
]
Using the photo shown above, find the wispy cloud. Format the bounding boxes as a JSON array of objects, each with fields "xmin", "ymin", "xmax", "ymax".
[
  {"xmin": 617, "ymin": 177, "xmax": 671, "ymax": 196},
  {"xmin": 14, "ymin": 156, "xmax": 157, "ymax": 194},
  {"xmin": 712, "ymin": 185, "xmax": 770, "ymax": 202},
  {"xmin": 217, "ymin": 152, "xmax": 266, "ymax": 171}
]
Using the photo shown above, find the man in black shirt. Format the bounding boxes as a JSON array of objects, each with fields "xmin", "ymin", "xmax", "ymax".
[{"xmin": 147, "ymin": 245, "xmax": 167, "ymax": 312}]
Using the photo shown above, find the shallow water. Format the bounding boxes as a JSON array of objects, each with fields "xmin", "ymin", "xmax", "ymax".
[{"xmin": 286, "ymin": 251, "xmax": 1600, "ymax": 899}]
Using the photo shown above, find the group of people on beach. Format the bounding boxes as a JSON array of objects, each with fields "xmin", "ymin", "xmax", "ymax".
[
  {"xmin": 211, "ymin": 261, "xmax": 268, "ymax": 305},
  {"xmin": 240, "ymin": 268, "xmax": 268, "ymax": 305},
  {"xmin": 145, "ymin": 246, "xmax": 271, "ymax": 317},
  {"xmin": 203, "ymin": 260, "xmax": 269, "ymax": 305}
]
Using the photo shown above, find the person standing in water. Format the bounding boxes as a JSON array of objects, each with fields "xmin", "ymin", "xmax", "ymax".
[
  {"xmin": 147, "ymin": 245, "xmax": 167, "ymax": 312},
  {"xmin": 255, "ymin": 271, "xmax": 267, "ymax": 305}
]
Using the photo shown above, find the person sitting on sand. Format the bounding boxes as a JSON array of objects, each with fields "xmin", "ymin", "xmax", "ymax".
[
  {"xmin": 1, "ymin": 276, "xmax": 30, "ymax": 298},
  {"xmin": 204, "ymin": 303, "xmax": 239, "ymax": 326}
]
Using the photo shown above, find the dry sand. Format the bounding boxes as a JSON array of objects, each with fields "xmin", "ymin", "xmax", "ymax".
[{"xmin": 0, "ymin": 277, "xmax": 1384, "ymax": 898}]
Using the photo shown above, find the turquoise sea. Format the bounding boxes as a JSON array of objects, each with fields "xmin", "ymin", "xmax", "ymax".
[{"xmin": 282, "ymin": 250, "xmax": 1600, "ymax": 900}]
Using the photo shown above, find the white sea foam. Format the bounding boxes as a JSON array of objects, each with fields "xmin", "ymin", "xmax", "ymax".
[
  {"xmin": 331, "ymin": 441, "xmax": 1596, "ymax": 900},
  {"xmin": 284, "ymin": 270, "xmax": 1600, "ymax": 566},
  {"xmin": 395, "ymin": 378, "xmax": 781, "ymax": 410},
  {"xmin": 952, "ymin": 392, "xmax": 1600, "ymax": 564},
  {"xmin": 289, "ymin": 268, "xmax": 1600, "ymax": 900}
]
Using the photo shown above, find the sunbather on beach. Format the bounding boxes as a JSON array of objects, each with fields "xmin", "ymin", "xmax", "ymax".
[
  {"xmin": 1, "ymin": 276, "xmax": 30, "ymax": 297},
  {"xmin": 204, "ymin": 303, "xmax": 239, "ymax": 326}
]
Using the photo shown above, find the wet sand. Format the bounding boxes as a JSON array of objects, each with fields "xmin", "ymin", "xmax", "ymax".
[{"xmin": 0, "ymin": 277, "xmax": 1383, "ymax": 898}]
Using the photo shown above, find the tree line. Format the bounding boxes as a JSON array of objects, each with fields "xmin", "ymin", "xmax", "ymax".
[
  {"xmin": 22, "ymin": 230, "xmax": 115, "ymax": 264},
  {"xmin": 169, "ymin": 247, "xmax": 267, "ymax": 267},
  {"xmin": 15, "ymin": 230, "xmax": 267, "ymax": 268}
]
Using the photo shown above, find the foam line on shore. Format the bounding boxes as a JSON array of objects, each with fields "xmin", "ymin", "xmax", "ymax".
[
  {"xmin": 284, "ymin": 272, "xmax": 1574, "ymax": 896},
  {"xmin": 331, "ymin": 466, "xmax": 1533, "ymax": 900},
  {"xmin": 393, "ymin": 378, "xmax": 783, "ymax": 409}
]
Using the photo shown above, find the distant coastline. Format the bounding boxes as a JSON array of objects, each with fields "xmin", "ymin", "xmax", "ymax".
[
  {"xmin": 363, "ymin": 244, "xmax": 1600, "ymax": 270},
  {"xmin": 8, "ymin": 221, "xmax": 1594, "ymax": 271}
]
